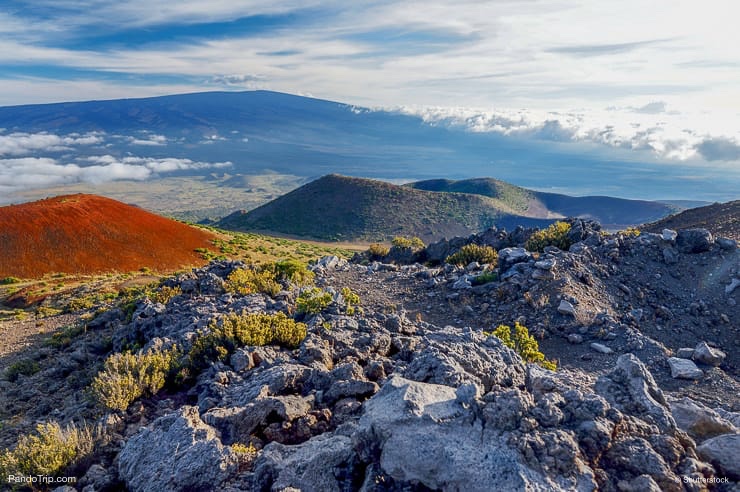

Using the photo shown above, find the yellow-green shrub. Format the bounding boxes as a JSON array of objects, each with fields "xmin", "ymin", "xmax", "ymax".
[
  {"xmin": 188, "ymin": 312, "xmax": 307, "ymax": 371},
  {"xmin": 525, "ymin": 221, "xmax": 572, "ymax": 252},
  {"xmin": 90, "ymin": 347, "xmax": 180, "ymax": 411},
  {"xmin": 368, "ymin": 243, "xmax": 390, "ymax": 258},
  {"xmin": 445, "ymin": 244, "xmax": 498, "ymax": 267},
  {"xmin": 620, "ymin": 227, "xmax": 641, "ymax": 237},
  {"xmin": 488, "ymin": 322, "xmax": 557, "ymax": 371},
  {"xmin": 272, "ymin": 259, "xmax": 314, "ymax": 286},
  {"xmin": 341, "ymin": 287, "xmax": 362, "ymax": 315},
  {"xmin": 152, "ymin": 285, "xmax": 182, "ymax": 304},
  {"xmin": 296, "ymin": 287, "xmax": 333, "ymax": 315},
  {"xmin": 225, "ymin": 268, "xmax": 281, "ymax": 296},
  {"xmin": 0, "ymin": 422, "xmax": 85, "ymax": 478},
  {"xmin": 391, "ymin": 236, "xmax": 425, "ymax": 250}
]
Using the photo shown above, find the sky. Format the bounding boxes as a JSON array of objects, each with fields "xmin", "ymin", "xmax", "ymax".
[{"xmin": 0, "ymin": 0, "xmax": 739, "ymax": 191}]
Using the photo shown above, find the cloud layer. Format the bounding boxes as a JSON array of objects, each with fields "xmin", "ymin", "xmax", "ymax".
[
  {"xmin": 0, "ymin": 137, "xmax": 231, "ymax": 194},
  {"xmin": 392, "ymin": 103, "xmax": 740, "ymax": 163}
]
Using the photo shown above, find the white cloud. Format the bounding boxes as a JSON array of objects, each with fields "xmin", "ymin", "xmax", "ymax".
[
  {"xmin": 126, "ymin": 134, "xmax": 168, "ymax": 146},
  {"xmin": 0, "ymin": 154, "xmax": 232, "ymax": 194},
  {"xmin": 391, "ymin": 104, "xmax": 740, "ymax": 163},
  {"xmin": 0, "ymin": 131, "xmax": 104, "ymax": 156}
]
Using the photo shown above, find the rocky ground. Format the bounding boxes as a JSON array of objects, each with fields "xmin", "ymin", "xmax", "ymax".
[{"xmin": 0, "ymin": 222, "xmax": 738, "ymax": 491}]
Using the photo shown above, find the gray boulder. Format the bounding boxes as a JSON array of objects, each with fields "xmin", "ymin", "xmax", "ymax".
[
  {"xmin": 353, "ymin": 375, "xmax": 596, "ymax": 491},
  {"xmin": 675, "ymin": 228, "xmax": 713, "ymax": 253},
  {"xmin": 403, "ymin": 326, "xmax": 525, "ymax": 393},
  {"xmin": 596, "ymin": 354, "xmax": 675, "ymax": 432},
  {"xmin": 670, "ymin": 397, "xmax": 736, "ymax": 441},
  {"xmin": 693, "ymin": 341, "xmax": 726, "ymax": 367},
  {"xmin": 667, "ymin": 357, "xmax": 703, "ymax": 380},
  {"xmin": 251, "ymin": 433, "xmax": 358, "ymax": 491},
  {"xmin": 498, "ymin": 247, "xmax": 532, "ymax": 272},
  {"xmin": 118, "ymin": 406, "xmax": 237, "ymax": 492},
  {"xmin": 697, "ymin": 433, "xmax": 740, "ymax": 480}
]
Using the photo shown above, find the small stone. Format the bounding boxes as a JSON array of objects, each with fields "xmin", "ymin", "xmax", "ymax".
[
  {"xmin": 662, "ymin": 247, "xmax": 679, "ymax": 265},
  {"xmin": 725, "ymin": 278, "xmax": 740, "ymax": 295},
  {"xmin": 667, "ymin": 357, "xmax": 703, "ymax": 379},
  {"xmin": 716, "ymin": 237, "xmax": 737, "ymax": 251},
  {"xmin": 676, "ymin": 348, "xmax": 694, "ymax": 359},
  {"xmin": 662, "ymin": 229, "xmax": 677, "ymax": 241},
  {"xmin": 534, "ymin": 259, "xmax": 555, "ymax": 270},
  {"xmin": 590, "ymin": 342, "xmax": 613, "ymax": 354},
  {"xmin": 568, "ymin": 334, "xmax": 583, "ymax": 344},
  {"xmin": 558, "ymin": 300, "xmax": 576, "ymax": 316},
  {"xmin": 693, "ymin": 342, "xmax": 726, "ymax": 367}
]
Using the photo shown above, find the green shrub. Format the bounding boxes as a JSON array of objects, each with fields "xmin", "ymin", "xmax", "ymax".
[
  {"xmin": 620, "ymin": 227, "xmax": 641, "ymax": 237},
  {"xmin": 46, "ymin": 324, "xmax": 86, "ymax": 349},
  {"xmin": 488, "ymin": 322, "xmax": 556, "ymax": 370},
  {"xmin": 296, "ymin": 287, "xmax": 333, "ymax": 315},
  {"xmin": 152, "ymin": 285, "xmax": 182, "ymax": 304},
  {"xmin": 272, "ymin": 259, "xmax": 314, "ymax": 286},
  {"xmin": 188, "ymin": 312, "xmax": 307, "ymax": 372},
  {"xmin": 0, "ymin": 277, "xmax": 21, "ymax": 285},
  {"xmin": 471, "ymin": 270, "xmax": 498, "ymax": 286},
  {"xmin": 391, "ymin": 236, "xmax": 425, "ymax": 250},
  {"xmin": 525, "ymin": 221, "xmax": 572, "ymax": 252},
  {"xmin": 5, "ymin": 359, "xmax": 40, "ymax": 382},
  {"xmin": 0, "ymin": 421, "xmax": 99, "ymax": 478},
  {"xmin": 368, "ymin": 243, "xmax": 390, "ymax": 258},
  {"xmin": 89, "ymin": 347, "xmax": 180, "ymax": 412},
  {"xmin": 445, "ymin": 244, "xmax": 498, "ymax": 267},
  {"xmin": 67, "ymin": 295, "xmax": 96, "ymax": 312},
  {"xmin": 225, "ymin": 268, "xmax": 281, "ymax": 296},
  {"xmin": 341, "ymin": 287, "xmax": 362, "ymax": 315}
]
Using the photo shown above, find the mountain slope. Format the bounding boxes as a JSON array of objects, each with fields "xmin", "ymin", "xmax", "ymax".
[
  {"xmin": 642, "ymin": 200, "xmax": 740, "ymax": 240},
  {"xmin": 218, "ymin": 174, "xmax": 554, "ymax": 242},
  {"xmin": 0, "ymin": 194, "xmax": 215, "ymax": 278},
  {"xmin": 408, "ymin": 177, "xmax": 679, "ymax": 228}
]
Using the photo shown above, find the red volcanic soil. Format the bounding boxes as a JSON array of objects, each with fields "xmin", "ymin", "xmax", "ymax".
[{"xmin": 0, "ymin": 194, "xmax": 217, "ymax": 278}]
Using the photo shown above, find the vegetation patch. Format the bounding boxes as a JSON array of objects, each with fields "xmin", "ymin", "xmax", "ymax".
[
  {"xmin": 391, "ymin": 236, "xmax": 425, "ymax": 250},
  {"xmin": 445, "ymin": 244, "xmax": 498, "ymax": 267},
  {"xmin": 89, "ymin": 347, "xmax": 180, "ymax": 412},
  {"xmin": 368, "ymin": 243, "xmax": 390, "ymax": 259},
  {"xmin": 187, "ymin": 312, "xmax": 307, "ymax": 372},
  {"xmin": 525, "ymin": 221, "xmax": 572, "ymax": 252},
  {"xmin": 471, "ymin": 270, "xmax": 498, "ymax": 286},
  {"xmin": 5, "ymin": 359, "xmax": 41, "ymax": 382},
  {"xmin": 0, "ymin": 421, "xmax": 101, "ymax": 480},
  {"xmin": 296, "ymin": 287, "xmax": 333, "ymax": 315},
  {"xmin": 487, "ymin": 322, "xmax": 557, "ymax": 371},
  {"xmin": 341, "ymin": 287, "xmax": 362, "ymax": 315},
  {"xmin": 0, "ymin": 277, "xmax": 21, "ymax": 285},
  {"xmin": 226, "ymin": 260, "xmax": 314, "ymax": 297},
  {"xmin": 46, "ymin": 324, "xmax": 86, "ymax": 349}
]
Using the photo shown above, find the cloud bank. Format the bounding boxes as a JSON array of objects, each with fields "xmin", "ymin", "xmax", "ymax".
[
  {"xmin": 0, "ymin": 131, "xmax": 104, "ymax": 156},
  {"xmin": 0, "ymin": 154, "xmax": 231, "ymax": 194},
  {"xmin": 391, "ymin": 103, "xmax": 740, "ymax": 163}
]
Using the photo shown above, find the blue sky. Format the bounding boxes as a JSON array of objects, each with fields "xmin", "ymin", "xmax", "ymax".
[{"xmin": 0, "ymin": 0, "xmax": 739, "ymax": 172}]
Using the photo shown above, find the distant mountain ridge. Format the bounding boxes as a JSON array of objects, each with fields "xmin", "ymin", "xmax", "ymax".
[
  {"xmin": 217, "ymin": 174, "xmax": 677, "ymax": 242},
  {"xmin": 408, "ymin": 178, "xmax": 679, "ymax": 228},
  {"xmin": 0, "ymin": 194, "xmax": 214, "ymax": 278}
]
